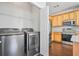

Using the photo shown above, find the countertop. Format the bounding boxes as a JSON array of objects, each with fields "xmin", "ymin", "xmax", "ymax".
[
  {"xmin": 71, "ymin": 35, "xmax": 79, "ymax": 43},
  {"xmin": 52, "ymin": 26, "xmax": 79, "ymax": 32},
  {"xmin": 52, "ymin": 26, "xmax": 79, "ymax": 42}
]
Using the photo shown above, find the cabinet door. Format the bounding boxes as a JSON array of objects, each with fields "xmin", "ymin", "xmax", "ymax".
[
  {"xmin": 62, "ymin": 13, "xmax": 69, "ymax": 21},
  {"xmin": 54, "ymin": 32, "xmax": 62, "ymax": 42},
  {"xmin": 52, "ymin": 16, "xmax": 58, "ymax": 26},
  {"xmin": 51, "ymin": 32, "xmax": 55, "ymax": 42},
  {"xmin": 75, "ymin": 10, "xmax": 79, "ymax": 26},
  {"xmin": 69, "ymin": 12, "xmax": 76, "ymax": 20},
  {"xmin": 73, "ymin": 42, "xmax": 79, "ymax": 56},
  {"xmin": 58, "ymin": 15, "xmax": 63, "ymax": 26}
]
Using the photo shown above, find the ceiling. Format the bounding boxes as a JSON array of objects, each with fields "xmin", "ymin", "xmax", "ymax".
[{"xmin": 46, "ymin": 2, "xmax": 79, "ymax": 15}]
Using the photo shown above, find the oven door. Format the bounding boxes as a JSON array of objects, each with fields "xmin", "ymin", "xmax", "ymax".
[{"xmin": 62, "ymin": 34, "xmax": 72, "ymax": 42}]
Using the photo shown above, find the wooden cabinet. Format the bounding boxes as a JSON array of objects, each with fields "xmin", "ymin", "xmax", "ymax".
[
  {"xmin": 57, "ymin": 15, "xmax": 63, "ymax": 26},
  {"xmin": 69, "ymin": 12, "xmax": 76, "ymax": 20},
  {"xmin": 51, "ymin": 32, "xmax": 62, "ymax": 42},
  {"xmin": 51, "ymin": 15, "xmax": 63, "ymax": 26},
  {"xmin": 51, "ymin": 11, "xmax": 77, "ymax": 26},
  {"xmin": 73, "ymin": 42, "xmax": 79, "ymax": 56},
  {"xmin": 62, "ymin": 13, "xmax": 69, "ymax": 21},
  {"xmin": 75, "ymin": 10, "xmax": 79, "ymax": 26},
  {"xmin": 54, "ymin": 32, "xmax": 62, "ymax": 42},
  {"xmin": 51, "ymin": 32, "xmax": 55, "ymax": 42},
  {"xmin": 52, "ymin": 16, "xmax": 58, "ymax": 26}
]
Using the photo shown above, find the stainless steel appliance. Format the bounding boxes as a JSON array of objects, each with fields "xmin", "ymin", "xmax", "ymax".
[
  {"xmin": 22, "ymin": 28, "xmax": 40, "ymax": 56},
  {"xmin": 62, "ymin": 26, "xmax": 75, "ymax": 34},
  {"xmin": 62, "ymin": 34, "xmax": 72, "ymax": 42},
  {"xmin": 63, "ymin": 20, "xmax": 75, "ymax": 26},
  {"xmin": 0, "ymin": 37, "xmax": 2, "ymax": 56},
  {"xmin": 0, "ymin": 28, "xmax": 24, "ymax": 56},
  {"xmin": 26, "ymin": 32, "xmax": 40, "ymax": 56},
  {"xmin": 62, "ymin": 34, "xmax": 73, "ymax": 45},
  {"xmin": 62, "ymin": 20, "xmax": 76, "ymax": 45},
  {"xmin": 62, "ymin": 26, "xmax": 75, "ymax": 45}
]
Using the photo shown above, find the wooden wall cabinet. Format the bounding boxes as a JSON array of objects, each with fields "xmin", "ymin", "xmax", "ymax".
[
  {"xmin": 62, "ymin": 13, "xmax": 69, "ymax": 21},
  {"xmin": 75, "ymin": 10, "xmax": 79, "ymax": 26},
  {"xmin": 69, "ymin": 12, "xmax": 76, "ymax": 20},
  {"xmin": 51, "ymin": 15, "xmax": 63, "ymax": 26},
  {"xmin": 52, "ymin": 16, "xmax": 58, "ymax": 26},
  {"xmin": 57, "ymin": 15, "xmax": 63, "ymax": 26},
  {"xmin": 50, "ymin": 10, "xmax": 78, "ymax": 27}
]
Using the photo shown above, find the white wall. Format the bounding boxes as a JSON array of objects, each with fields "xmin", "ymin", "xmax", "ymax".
[
  {"xmin": 40, "ymin": 6, "xmax": 49, "ymax": 56},
  {"xmin": 0, "ymin": 2, "xmax": 32, "ymax": 29},
  {"xmin": 31, "ymin": 5, "xmax": 40, "ymax": 31},
  {"xmin": 22, "ymin": 3, "xmax": 33, "ymax": 28},
  {"xmin": 0, "ymin": 2, "xmax": 40, "ymax": 31},
  {"xmin": 31, "ymin": 2, "xmax": 46, "ymax": 8}
]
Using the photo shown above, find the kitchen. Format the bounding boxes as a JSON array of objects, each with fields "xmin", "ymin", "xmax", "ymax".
[{"xmin": 48, "ymin": 2, "xmax": 79, "ymax": 56}]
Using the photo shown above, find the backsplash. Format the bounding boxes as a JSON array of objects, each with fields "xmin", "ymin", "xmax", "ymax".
[{"xmin": 52, "ymin": 26, "xmax": 79, "ymax": 32}]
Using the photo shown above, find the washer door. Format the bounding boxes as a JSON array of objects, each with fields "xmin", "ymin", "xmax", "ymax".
[
  {"xmin": 3, "ymin": 35, "xmax": 24, "ymax": 56},
  {"xmin": 28, "ymin": 33, "xmax": 37, "ymax": 56}
]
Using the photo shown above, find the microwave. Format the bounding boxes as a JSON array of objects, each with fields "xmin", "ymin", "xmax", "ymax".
[{"xmin": 63, "ymin": 20, "xmax": 75, "ymax": 26}]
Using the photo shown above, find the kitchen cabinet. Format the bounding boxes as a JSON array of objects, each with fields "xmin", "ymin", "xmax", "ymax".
[
  {"xmin": 54, "ymin": 32, "xmax": 62, "ymax": 42},
  {"xmin": 69, "ymin": 12, "xmax": 76, "ymax": 20},
  {"xmin": 62, "ymin": 13, "xmax": 69, "ymax": 21},
  {"xmin": 52, "ymin": 15, "xmax": 63, "ymax": 27},
  {"xmin": 75, "ymin": 10, "xmax": 79, "ymax": 26},
  {"xmin": 52, "ymin": 16, "xmax": 58, "ymax": 26},
  {"xmin": 50, "ymin": 10, "xmax": 79, "ymax": 27},
  {"xmin": 51, "ymin": 32, "xmax": 62, "ymax": 42},
  {"xmin": 51, "ymin": 32, "xmax": 55, "ymax": 42},
  {"xmin": 73, "ymin": 42, "xmax": 79, "ymax": 56},
  {"xmin": 57, "ymin": 15, "xmax": 63, "ymax": 26}
]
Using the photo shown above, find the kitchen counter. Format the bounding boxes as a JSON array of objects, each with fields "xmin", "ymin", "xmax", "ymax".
[
  {"xmin": 52, "ymin": 26, "xmax": 79, "ymax": 32},
  {"xmin": 71, "ymin": 35, "xmax": 79, "ymax": 43}
]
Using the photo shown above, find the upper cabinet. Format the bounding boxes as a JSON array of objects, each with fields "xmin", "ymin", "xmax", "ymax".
[
  {"xmin": 50, "ymin": 10, "xmax": 79, "ymax": 27},
  {"xmin": 51, "ymin": 15, "xmax": 63, "ymax": 27},
  {"xmin": 75, "ymin": 10, "xmax": 79, "ymax": 26},
  {"xmin": 57, "ymin": 15, "xmax": 63, "ymax": 26},
  {"xmin": 52, "ymin": 16, "xmax": 58, "ymax": 26},
  {"xmin": 69, "ymin": 11, "xmax": 76, "ymax": 20},
  {"xmin": 62, "ymin": 13, "xmax": 69, "ymax": 21}
]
